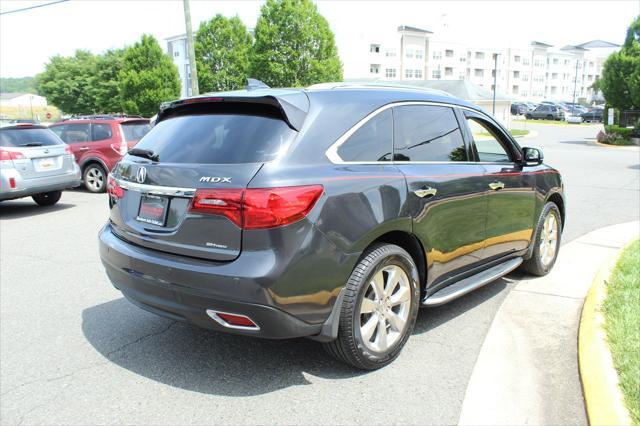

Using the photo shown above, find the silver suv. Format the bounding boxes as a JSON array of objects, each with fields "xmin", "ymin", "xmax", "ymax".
[{"xmin": 0, "ymin": 125, "xmax": 81, "ymax": 206}]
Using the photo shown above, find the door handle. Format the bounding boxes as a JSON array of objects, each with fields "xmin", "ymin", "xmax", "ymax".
[
  {"xmin": 78, "ymin": 147, "xmax": 90, "ymax": 151},
  {"xmin": 488, "ymin": 181, "xmax": 505, "ymax": 190},
  {"xmin": 414, "ymin": 187, "xmax": 437, "ymax": 198}
]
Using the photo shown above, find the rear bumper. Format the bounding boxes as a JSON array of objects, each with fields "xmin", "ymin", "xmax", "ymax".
[
  {"xmin": 99, "ymin": 223, "xmax": 352, "ymax": 339},
  {"xmin": 0, "ymin": 165, "xmax": 81, "ymax": 201}
]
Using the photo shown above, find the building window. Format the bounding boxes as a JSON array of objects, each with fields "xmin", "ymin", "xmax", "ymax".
[
  {"xmin": 174, "ymin": 51, "xmax": 179, "ymax": 57},
  {"xmin": 459, "ymin": 57, "xmax": 466, "ymax": 62},
  {"xmin": 432, "ymin": 51, "xmax": 441, "ymax": 60},
  {"xmin": 512, "ymin": 85, "xmax": 519, "ymax": 94},
  {"xmin": 405, "ymin": 69, "xmax": 414, "ymax": 78},
  {"xmin": 385, "ymin": 48, "xmax": 396, "ymax": 57},
  {"xmin": 415, "ymin": 69, "xmax": 423, "ymax": 78},
  {"xmin": 385, "ymin": 68, "xmax": 396, "ymax": 78},
  {"xmin": 588, "ymin": 75, "xmax": 593, "ymax": 81},
  {"xmin": 405, "ymin": 48, "xmax": 414, "ymax": 59},
  {"xmin": 521, "ymin": 90, "xmax": 528, "ymax": 97},
  {"xmin": 370, "ymin": 64, "xmax": 380, "ymax": 74},
  {"xmin": 475, "ymin": 51, "xmax": 485, "ymax": 60},
  {"xmin": 445, "ymin": 49, "xmax": 454, "ymax": 57},
  {"xmin": 513, "ymin": 70, "xmax": 520, "ymax": 78},
  {"xmin": 523, "ymin": 57, "xmax": 530, "ymax": 65},
  {"xmin": 514, "ymin": 55, "xmax": 521, "ymax": 63},
  {"xmin": 522, "ymin": 74, "xmax": 529, "ymax": 81},
  {"xmin": 445, "ymin": 67, "xmax": 453, "ymax": 76},
  {"xmin": 415, "ymin": 49, "xmax": 424, "ymax": 59},
  {"xmin": 589, "ymin": 61, "xmax": 594, "ymax": 67},
  {"xmin": 474, "ymin": 69, "xmax": 483, "ymax": 77},
  {"xmin": 552, "ymin": 73, "xmax": 558, "ymax": 79},
  {"xmin": 370, "ymin": 44, "xmax": 380, "ymax": 53},
  {"xmin": 491, "ymin": 84, "xmax": 495, "ymax": 91},
  {"xmin": 491, "ymin": 69, "xmax": 496, "ymax": 77},
  {"xmin": 553, "ymin": 58, "xmax": 559, "ymax": 65},
  {"xmin": 564, "ymin": 59, "xmax": 570, "ymax": 65},
  {"xmin": 431, "ymin": 69, "xmax": 441, "ymax": 79},
  {"xmin": 550, "ymin": 86, "xmax": 557, "ymax": 95}
]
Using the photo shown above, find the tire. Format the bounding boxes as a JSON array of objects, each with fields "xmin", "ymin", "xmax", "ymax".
[
  {"xmin": 323, "ymin": 243, "xmax": 420, "ymax": 370},
  {"xmin": 525, "ymin": 114, "xmax": 532, "ymax": 120},
  {"xmin": 521, "ymin": 202, "xmax": 562, "ymax": 276},
  {"xmin": 546, "ymin": 114, "xmax": 554, "ymax": 120},
  {"xmin": 83, "ymin": 163, "xmax": 107, "ymax": 193},
  {"xmin": 32, "ymin": 190, "xmax": 62, "ymax": 206}
]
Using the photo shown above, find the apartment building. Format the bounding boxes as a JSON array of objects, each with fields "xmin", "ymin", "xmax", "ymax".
[
  {"xmin": 166, "ymin": 34, "xmax": 192, "ymax": 98},
  {"xmin": 358, "ymin": 26, "xmax": 619, "ymax": 103}
]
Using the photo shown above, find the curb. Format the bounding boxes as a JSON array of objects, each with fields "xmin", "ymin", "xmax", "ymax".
[
  {"xmin": 586, "ymin": 138, "xmax": 640, "ymax": 149},
  {"xmin": 578, "ymin": 247, "xmax": 633, "ymax": 426}
]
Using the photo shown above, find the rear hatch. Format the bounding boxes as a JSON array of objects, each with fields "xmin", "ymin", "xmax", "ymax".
[
  {"xmin": 0, "ymin": 126, "xmax": 75, "ymax": 179},
  {"xmin": 108, "ymin": 100, "xmax": 302, "ymax": 261}
]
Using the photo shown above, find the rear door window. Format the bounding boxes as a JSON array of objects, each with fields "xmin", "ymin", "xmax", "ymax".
[
  {"xmin": 91, "ymin": 123, "xmax": 113, "ymax": 141},
  {"xmin": 337, "ymin": 108, "xmax": 392, "ymax": 162},
  {"xmin": 0, "ymin": 128, "xmax": 64, "ymax": 147},
  {"xmin": 132, "ymin": 114, "xmax": 296, "ymax": 164},
  {"xmin": 393, "ymin": 105, "xmax": 467, "ymax": 162}
]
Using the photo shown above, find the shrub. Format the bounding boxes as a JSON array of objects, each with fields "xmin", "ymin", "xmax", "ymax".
[{"xmin": 605, "ymin": 125, "xmax": 634, "ymax": 138}]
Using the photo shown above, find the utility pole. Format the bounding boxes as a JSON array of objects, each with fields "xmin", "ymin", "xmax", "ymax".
[
  {"xmin": 183, "ymin": 0, "xmax": 199, "ymax": 96},
  {"xmin": 571, "ymin": 58, "xmax": 579, "ymax": 108},
  {"xmin": 492, "ymin": 53, "xmax": 499, "ymax": 115}
]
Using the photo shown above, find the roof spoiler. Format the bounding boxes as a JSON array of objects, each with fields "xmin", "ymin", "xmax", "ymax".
[{"xmin": 157, "ymin": 91, "xmax": 309, "ymax": 131}]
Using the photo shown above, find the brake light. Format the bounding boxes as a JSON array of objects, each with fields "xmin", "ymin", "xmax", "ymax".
[
  {"xmin": 107, "ymin": 175, "xmax": 124, "ymax": 199},
  {"xmin": 0, "ymin": 149, "xmax": 26, "ymax": 162},
  {"xmin": 9, "ymin": 178, "xmax": 16, "ymax": 189},
  {"xmin": 190, "ymin": 185, "xmax": 324, "ymax": 230}
]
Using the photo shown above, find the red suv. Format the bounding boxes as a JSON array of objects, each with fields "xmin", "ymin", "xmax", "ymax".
[{"xmin": 50, "ymin": 115, "xmax": 151, "ymax": 192}]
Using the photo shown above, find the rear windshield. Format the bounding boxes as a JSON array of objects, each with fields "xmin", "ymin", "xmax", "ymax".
[
  {"xmin": 0, "ymin": 128, "xmax": 63, "ymax": 147},
  {"xmin": 121, "ymin": 121, "xmax": 151, "ymax": 142},
  {"xmin": 132, "ymin": 114, "xmax": 296, "ymax": 164}
]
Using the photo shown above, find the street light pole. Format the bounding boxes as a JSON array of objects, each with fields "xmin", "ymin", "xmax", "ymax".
[
  {"xmin": 571, "ymin": 58, "xmax": 579, "ymax": 108},
  {"xmin": 492, "ymin": 53, "xmax": 499, "ymax": 115},
  {"xmin": 183, "ymin": 0, "xmax": 199, "ymax": 96}
]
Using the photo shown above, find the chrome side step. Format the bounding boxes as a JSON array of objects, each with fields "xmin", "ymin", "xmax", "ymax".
[{"xmin": 422, "ymin": 257, "xmax": 523, "ymax": 307}]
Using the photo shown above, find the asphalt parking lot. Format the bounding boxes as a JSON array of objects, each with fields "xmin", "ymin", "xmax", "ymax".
[{"xmin": 1, "ymin": 121, "xmax": 638, "ymax": 425}]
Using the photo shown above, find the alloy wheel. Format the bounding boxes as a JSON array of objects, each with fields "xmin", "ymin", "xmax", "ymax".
[
  {"xmin": 86, "ymin": 166, "xmax": 105, "ymax": 191},
  {"xmin": 359, "ymin": 264, "xmax": 411, "ymax": 352},
  {"xmin": 539, "ymin": 213, "xmax": 559, "ymax": 267}
]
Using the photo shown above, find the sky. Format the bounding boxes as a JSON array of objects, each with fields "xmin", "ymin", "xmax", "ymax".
[{"xmin": 0, "ymin": 0, "xmax": 638, "ymax": 78}]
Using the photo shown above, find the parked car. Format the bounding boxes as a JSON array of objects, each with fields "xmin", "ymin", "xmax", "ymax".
[
  {"xmin": 510, "ymin": 102, "xmax": 527, "ymax": 115},
  {"xmin": 581, "ymin": 107, "xmax": 604, "ymax": 123},
  {"xmin": 524, "ymin": 102, "xmax": 538, "ymax": 112},
  {"xmin": 0, "ymin": 124, "xmax": 81, "ymax": 205},
  {"xmin": 525, "ymin": 105, "xmax": 565, "ymax": 121},
  {"xmin": 99, "ymin": 85, "xmax": 565, "ymax": 370},
  {"xmin": 49, "ymin": 115, "xmax": 151, "ymax": 192}
]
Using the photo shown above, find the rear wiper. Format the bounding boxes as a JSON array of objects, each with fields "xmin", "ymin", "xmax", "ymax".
[
  {"xmin": 128, "ymin": 148, "xmax": 159, "ymax": 162},
  {"xmin": 20, "ymin": 142, "xmax": 43, "ymax": 147}
]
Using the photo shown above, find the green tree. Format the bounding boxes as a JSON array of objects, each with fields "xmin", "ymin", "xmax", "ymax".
[
  {"xmin": 36, "ymin": 50, "xmax": 99, "ymax": 114},
  {"xmin": 601, "ymin": 16, "xmax": 640, "ymax": 110},
  {"xmin": 195, "ymin": 15, "xmax": 252, "ymax": 92},
  {"xmin": 250, "ymin": 0, "xmax": 342, "ymax": 87},
  {"xmin": 94, "ymin": 49, "xmax": 125, "ymax": 113},
  {"xmin": 118, "ymin": 34, "xmax": 181, "ymax": 116}
]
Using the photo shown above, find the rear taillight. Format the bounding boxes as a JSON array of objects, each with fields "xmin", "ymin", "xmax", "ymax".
[
  {"xmin": 107, "ymin": 175, "xmax": 124, "ymax": 199},
  {"xmin": 64, "ymin": 146, "xmax": 73, "ymax": 155},
  {"xmin": 190, "ymin": 185, "xmax": 324, "ymax": 230},
  {"xmin": 0, "ymin": 149, "xmax": 26, "ymax": 162}
]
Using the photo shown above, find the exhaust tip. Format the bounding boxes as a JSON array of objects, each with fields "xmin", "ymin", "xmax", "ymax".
[{"xmin": 206, "ymin": 309, "xmax": 260, "ymax": 331}]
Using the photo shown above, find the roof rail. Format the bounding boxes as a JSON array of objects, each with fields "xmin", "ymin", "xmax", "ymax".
[
  {"xmin": 62, "ymin": 114, "xmax": 145, "ymax": 121},
  {"xmin": 307, "ymin": 82, "xmax": 453, "ymax": 97}
]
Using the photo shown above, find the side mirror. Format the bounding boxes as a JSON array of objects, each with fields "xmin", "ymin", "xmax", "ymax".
[{"xmin": 522, "ymin": 147, "xmax": 544, "ymax": 166}]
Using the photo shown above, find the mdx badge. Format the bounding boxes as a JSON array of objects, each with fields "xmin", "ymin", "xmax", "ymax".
[
  {"xmin": 199, "ymin": 177, "xmax": 232, "ymax": 183},
  {"xmin": 136, "ymin": 167, "xmax": 147, "ymax": 183}
]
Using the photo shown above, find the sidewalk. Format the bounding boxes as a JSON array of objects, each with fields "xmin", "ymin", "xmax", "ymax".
[{"xmin": 458, "ymin": 221, "xmax": 640, "ymax": 425}]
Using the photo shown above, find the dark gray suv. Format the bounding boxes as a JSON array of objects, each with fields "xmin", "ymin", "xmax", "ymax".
[{"xmin": 99, "ymin": 84, "xmax": 565, "ymax": 369}]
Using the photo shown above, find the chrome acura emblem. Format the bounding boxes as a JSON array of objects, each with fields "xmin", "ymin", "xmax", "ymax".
[{"xmin": 136, "ymin": 167, "xmax": 147, "ymax": 183}]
